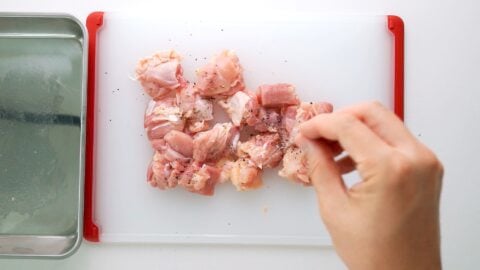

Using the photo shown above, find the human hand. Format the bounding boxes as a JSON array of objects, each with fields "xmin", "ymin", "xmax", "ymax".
[{"xmin": 296, "ymin": 102, "xmax": 443, "ymax": 270}]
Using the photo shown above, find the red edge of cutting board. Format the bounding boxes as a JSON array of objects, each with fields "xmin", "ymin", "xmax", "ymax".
[
  {"xmin": 84, "ymin": 11, "xmax": 104, "ymax": 242},
  {"xmin": 82, "ymin": 13, "xmax": 405, "ymax": 242},
  {"xmin": 387, "ymin": 15, "xmax": 405, "ymax": 121}
]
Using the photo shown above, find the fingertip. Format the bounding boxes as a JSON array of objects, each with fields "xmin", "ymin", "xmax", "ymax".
[
  {"xmin": 300, "ymin": 138, "xmax": 347, "ymax": 201},
  {"xmin": 298, "ymin": 121, "xmax": 307, "ymax": 132},
  {"xmin": 298, "ymin": 119, "xmax": 318, "ymax": 139},
  {"xmin": 299, "ymin": 113, "xmax": 332, "ymax": 140},
  {"xmin": 294, "ymin": 133, "xmax": 306, "ymax": 148}
]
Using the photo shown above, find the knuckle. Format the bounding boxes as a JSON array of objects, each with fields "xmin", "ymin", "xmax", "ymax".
[
  {"xmin": 388, "ymin": 151, "xmax": 415, "ymax": 178},
  {"xmin": 338, "ymin": 112, "xmax": 356, "ymax": 123},
  {"xmin": 419, "ymin": 150, "xmax": 444, "ymax": 176},
  {"xmin": 367, "ymin": 100, "xmax": 386, "ymax": 113},
  {"xmin": 337, "ymin": 113, "xmax": 358, "ymax": 132},
  {"xmin": 387, "ymin": 148, "xmax": 444, "ymax": 188},
  {"xmin": 369, "ymin": 100, "xmax": 384, "ymax": 109}
]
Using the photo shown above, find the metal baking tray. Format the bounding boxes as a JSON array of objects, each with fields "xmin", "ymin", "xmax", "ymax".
[{"xmin": 0, "ymin": 13, "xmax": 87, "ymax": 258}]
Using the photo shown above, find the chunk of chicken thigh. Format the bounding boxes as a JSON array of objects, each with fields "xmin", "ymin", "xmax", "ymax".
[{"xmin": 136, "ymin": 50, "xmax": 186, "ymax": 100}]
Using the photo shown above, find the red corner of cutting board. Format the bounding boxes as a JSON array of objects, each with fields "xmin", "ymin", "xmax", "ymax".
[
  {"xmin": 387, "ymin": 15, "xmax": 405, "ymax": 121},
  {"xmin": 84, "ymin": 11, "xmax": 104, "ymax": 243}
]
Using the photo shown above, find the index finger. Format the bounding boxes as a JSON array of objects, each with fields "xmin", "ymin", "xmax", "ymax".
[
  {"xmin": 299, "ymin": 112, "xmax": 390, "ymax": 163},
  {"xmin": 339, "ymin": 101, "xmax": 416, "ymax": 147}
]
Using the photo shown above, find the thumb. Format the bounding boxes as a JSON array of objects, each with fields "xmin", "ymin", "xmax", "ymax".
[{"xmin": 295, "ymin": 135, "xmax": 347, "ymax": 204}]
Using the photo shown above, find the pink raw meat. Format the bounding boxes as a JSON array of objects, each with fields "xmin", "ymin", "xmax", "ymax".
[
  {"xmin": 178, "ymin": 162, "xmax": 221, "ymax": 196},
  {"xmin": 147, "ymin": 151, "xmax": 186, "ymax": 189},
  {"xmin": 278, "ymin": 146, "xmax": 310, "ymax": 185},
  {"xmin": 230, "ymin": 158, "xmax": 263, "ymax": 191},
  {"xmin": 136, "ymin": 50, "xmax": 186, "ymax": 100},
  {"xmin": 285, "ymin": 102, "xmax": 334, "ymax": 144},
  {"xmin": 257, "ymin": 83, "xmax": 300, "ymax": 108},
  {"xmin": 144, "ymin": 99, "xmax": 185, "ymax": 141},
  {"xmin": 218, "ymin": 90, "xmax": 260, "ymax": 126},
  {"xmin": 196, "ymin": 50, "xmax": 245, "ymax": 98},
  {"xmin": 176, "ymin": 83, "xmax": 214, "ymax": 133},
  {"xmin": 254, "ymin": 107, "xmax": 282, "ymax": 132},
  {"xmin": 281, "ymin": 105, "xmax": 298, "ymax": 134},
  {"xmin": 138, "ymin": 50, "xmax": 335, "ymax": 195},
  {"xmin": 237, "ymin": 133, "xmax": 284, "ymax": 169},
  {"xmin": 164, "ymin": 130, "xmax": 194, "ymax": 158},
  {"xmin": 193, "ymin": 123, "xmax": 239, "ymax": 162}
]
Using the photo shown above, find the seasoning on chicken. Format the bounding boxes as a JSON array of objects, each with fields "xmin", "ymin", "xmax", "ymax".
[
  {"xmin": 215, "ymin": 158, "xmax": 236, "ymax": 183},
  {"xmin": 254, "ymin": 107, "xmax": 282, "ymax": 132},
  {"xmin": 178, "ymin": 162, "xmax": 220, "ymax": 196},
  {"xmin": 281, "ymin": 105, "xmax": 298, "ymax": 134},
  {"xmin": 278, "ymin": 146, "xmax": 310, "ymax": 185},
  {"xmin": 193, "ymin": 123, "xmax": 239, "ymax": 162},
  {"xmin": 218, "ymin": 90, "xmax": 260, "ymax": 126},
  {"xmin": 196, "ymin": 50, "xmax": 245, "ymax": 98},
  {"xmin": 136, "ymin": 50, "xmax": 186, "ymax": 100},
  {"xmin": 144, "ymin": 99, "xmax": 185, "ymax": 141},
  {"xmin": 237, "ymin": 133, "xmax": 283, "ymax": 169},
  {"xmin": 257, "ymin": 83, "xmax": 300, "ymax": 108},
  {"xmin": 148, "ymin": 151, "xmax": 221, "ymax": 195},
  {"xmin": 138, "ymin": 50, "xmax": 335, "ymax": 196},
  {"xmin": 230, "ymin": 158, "xmax": 263, "ymax": 191},
  {"xmin": 147, "ymin": 151, "xmax": 185, "ymax": 189},
  {"xmin": 176, "ymin": 83, "xmax": 214, "ymax": 133}
]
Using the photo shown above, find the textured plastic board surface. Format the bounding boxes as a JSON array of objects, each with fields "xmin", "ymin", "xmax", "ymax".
[{"xmin": 93, "ymin": 13, "xmax": 393, "ymax": 245}]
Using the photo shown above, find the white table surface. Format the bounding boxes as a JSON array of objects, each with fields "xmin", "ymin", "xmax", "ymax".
[{"xmin": 1, "ymin": 0, "xmax": 479, "ymax": 269}]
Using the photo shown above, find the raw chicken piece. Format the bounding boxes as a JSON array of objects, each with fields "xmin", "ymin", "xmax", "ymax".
[
  {"xmin": 281, "ymin": 105, "xmax": 298, "ymax": 134},
  {"xmin": 218, "ymin": 90, "xmax": 260, "ymax": 126},
  {"xmin": 176, "ymin": 83, "xmax": 197, "ymax": 116},
  {"xmin": 148, "ymin": 154, "xmax": 221, "ymax": 195},
  {"xmin": 136, "ymin": 50, "xmax": 186, "ymax": 100},
  {"xmin": 150, "ymin": 139, "xmax": 189, "ymax": 162},
  {"xmin": 176, "ymin": 84, "xmax": 214, "ymax": 133},
  {"xmin": 296, "ymin": 102, "xmax": 333, "ymax": 123},
  {"xmin": 178, "ymin": 162, "xmax": 220, "ymax": 196},
  {"xmin": 257, "ymin": 83, "xmax": 300, "ymax": 108},
  {"xmin": 278, "ymin": 146, "xmax": 310, "ymax": 185},
  {"xmin": 176, "ymin": 161, "xmax": 201, "ymax": 187},
  {"xmin": 164, "ymin": 130, "xmax": 194, "ymax": 158},
  {"xmin": 196, "ymin": 50, "xmax": 245, "ymax": 98},
  {"xmin": 138, "ymin": 50, "xmax": 336, "ymax": 195},
  {"xmin": 254, "ymin": 107, "xmax": 282, "ymax": 132},
  {"xmin": 278, "ymin": 102, "xmax": 333, "ymax": 184},
  {"xmin": 230, "ymin": 158, "xmax": 263, "ymax": 191},
  {"xmin": 285, "ymin": 102, "xmax": 334, "ymax": 143},
  {"xmin": 147, "ymin": 151, "xmax": 187, "ymax": 189},
  {"xmin": 215, "ymin": 158, "xmax": 236, "ymax": 183},
  {"xmin": 177, "ymin": 84, "xmax": 214, "ymax": 121},
  {"xmin": 186, "ymin": 120, "xmax": 210, "ymax": 133},
  {"xmin": 193, "ymin": 123, "xmax": 239, "ymax": 162},
  {"xmin": 144, "ymin": 99, "xmax": 185, "ymax": 140},
  {"xmin": 237, "ymin": 133, "xmax": 283, "ymax": 169}
]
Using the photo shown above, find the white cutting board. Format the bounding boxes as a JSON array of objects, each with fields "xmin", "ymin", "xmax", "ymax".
[{"xmin": 94, "ymin": 13, "xmax": 393, "ymax": 245}]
